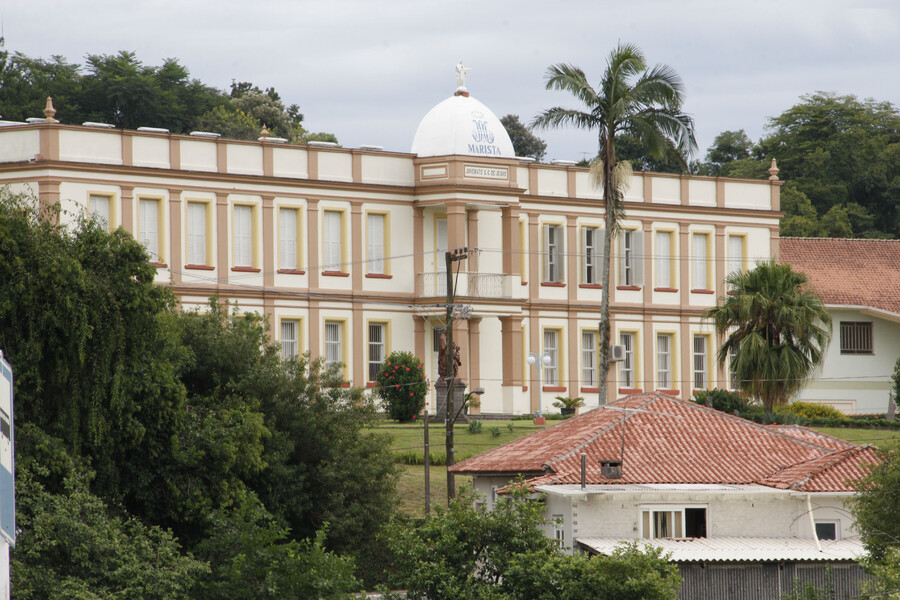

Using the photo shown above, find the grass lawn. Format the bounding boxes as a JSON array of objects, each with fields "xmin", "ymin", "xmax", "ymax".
[
  {"xmin": 811, "ymin": 426, "xmax": 900, "ymax": 448},
  {"xmin": 368, "ymin": 419, "xmax": 554, "ymax": 464},
  {"xmin": 395, "ymin": 464, "xmax": 473, "ymax": 517}
]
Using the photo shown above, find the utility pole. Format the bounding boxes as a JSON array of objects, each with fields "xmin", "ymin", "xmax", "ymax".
[{"xmin": 444, "ymin": 248, "xmax": 468, "ymax": 501}]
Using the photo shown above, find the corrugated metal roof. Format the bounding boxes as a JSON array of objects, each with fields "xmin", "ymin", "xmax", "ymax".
[{"xmin": 577, "ymin": 537, "xmax": 866, "ymax": 562}]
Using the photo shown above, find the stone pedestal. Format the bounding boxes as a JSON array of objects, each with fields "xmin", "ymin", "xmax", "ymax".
[{"xmin": 434, "ymin": 378, "xmax": 468, "ymax": 423}]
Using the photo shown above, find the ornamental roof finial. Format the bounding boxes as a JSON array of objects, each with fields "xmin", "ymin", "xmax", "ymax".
[
  {"xmin": 43, "ymin": 97, "xmax": 58, "ymax": 123},
  {"xmin": 768, "ymin": 158, "xmax": 780, "ymax": 181}
]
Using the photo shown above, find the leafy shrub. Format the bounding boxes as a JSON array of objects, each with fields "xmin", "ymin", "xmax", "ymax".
[
  {"xmin": 506, "ymin": 422, "xmax": 515, "ymax": 432},
  {"xmin": 552, "ymin": 396, "xmax": 585, "ymax": 410},
  {"xmin": 489, "ymin": 426, "xmax": 501, "ymax": 438},
  {"xmin": 693, "ymin": 388, "xmax": 764, "ymax": 420},
  {"xmin": 468, "ymin": 420, "xmax": 483, "ymax": 434},
  {"xmin": 777, "ymin": 401, "xmax": 845, "ymax": 420},
  {"xmin": 376, "ymin": 351, "xmax": 428, "ymax": 422}
]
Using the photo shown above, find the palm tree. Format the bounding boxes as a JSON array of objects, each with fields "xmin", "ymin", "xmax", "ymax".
[
  {"xmin": 705, "ymin": 261, "xmax": 832, "ymax": 413},
  {"xmin": 532, "ymin": 43, "xmax": 696, "ymax": 404}
]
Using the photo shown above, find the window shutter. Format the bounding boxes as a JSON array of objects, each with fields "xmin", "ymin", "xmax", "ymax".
[
  {"xmin": 581, "ymin": 227, "xmax": 589, "ymax": 283},
  {"xmin": 279, "ymin": 208, "xmax": 297, "ymax": 270},
  {"xmin": 542, "ymin": 224, "xmax": 550, "ymax": 282},
  {"xmin": 632, "ymin": 230, "xmax": 644, "ymax": 287},
  {"xmin": 618, "ymin": 232, "xmax": 626, "ymax": 286},
  {"xmin": 558, "ymin": 226, "xmax": 565, "ymax": 282},
  {"xmin": 596, "ymin": 228, "xmax": 605, "ymax": 284},
  {"xmin": 656, "ymin": 232, "xmax": 670, "ymax": 288}
]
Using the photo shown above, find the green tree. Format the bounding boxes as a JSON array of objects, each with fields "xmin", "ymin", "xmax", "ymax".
[
  {"xmin": 852, "ymin": 447, "xmax": 900, "ymax": 598},
  {"xmin": 501, "ymin": 114, "xmax": 547, "ymax": 162},
  {"xmin": 614, "ymin": 132, "xmax": 688, "ymax": 174},
  {"xmin": 705, "ymin": 261, "xmax": 832, "ymax": 412},
  {"xmin": 194, "ymin": 492, "xmax": 360, "ymax": 600},
  {"xmin": 195, "ymin": 105, "xmax": 263, "ymax": 140},
  {"xmin": 0, "ymin": 188, "xmax": 187, "ymax": 506},
  {"xmin": 532, "ymin": 43, "xmax": 696, "ymax": 404},
  {"xmin": 759, "ymin": 92, "xmax": 900, "ymax": 237},
  {"xmin": 12, "ymin": 444, "xmax": 207, "ymax": 600},
  {"xmin": 382, "ymin": 483, "xmax": 681, "ymax": 600},
  {"xmin": 376, "ymin": 351, "xmax": 428, "ymax": 421}
]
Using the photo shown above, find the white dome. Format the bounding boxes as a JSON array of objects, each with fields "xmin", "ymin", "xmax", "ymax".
[{"xmin": 411, "ymin": 94, "xmax": 515, "ymax": 158}]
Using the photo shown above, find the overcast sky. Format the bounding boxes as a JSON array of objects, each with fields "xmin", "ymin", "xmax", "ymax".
[{"xmin": 4, "ymin": 1, "xmax": 899, "ymax": 161}]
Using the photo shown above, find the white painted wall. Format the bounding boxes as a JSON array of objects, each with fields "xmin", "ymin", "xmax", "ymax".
[
  {"xmin": 361, "ymin": 155, "xmax": 414, "ymax": 186},
  {"xmin": 132, "ymin": 136, "xmax": 170, "ymax": 169},
  {"xmin": 226, "ymin": 143, "xmax": 263, "ymax": 176},
  {"xmin": 723, "ymin": 181, "xmax": 771, "ymax": 211},
  {"xmin": 799, "ymin": 309, "xmax": 900, "ymax": 415},
  {"xmin": 180, "ymin": 140, "xmax": 217, "ymax": 172},
  {"xmin": 0, "ymin": 129, "xmax": 39, "ymax": 163},
  {"xmin": 537, "ymin": 168, "xmax": 568, "ymax": 197},
  {"xmin": 272, "ymin": 146, "xmax": 309, "ymax": 179},
  {"xmin": 688, "ymin": 179, "xmax": 717, "ymax": 207},
  {"xmin": 317, "ymin": 151, "xmax": 352, "ymax": 182},
  {"xmin": 652, "ymin": 176, "xmax": 681, "ymax": 205},
  {"xmin": 59, "ymin": 130, "xmax": 122, "ymax": 165}
]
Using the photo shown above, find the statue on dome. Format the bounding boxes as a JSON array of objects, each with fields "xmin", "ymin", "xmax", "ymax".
[{"xmin": 455, "ymin": 61, "xmax": 470, "ymax": 90}]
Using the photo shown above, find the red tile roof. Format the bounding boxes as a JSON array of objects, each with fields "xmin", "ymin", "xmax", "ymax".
[
  {"xmin": 765, "ymin": 424, "xmax": 856, "ymax": 452},
  {"xmin": 450, "ymin": 392, "xmax": 876, "ymax": 492},
  {"xmin": 780, "ymin": 237, "xmax": 900, "ymax": 316},
  {"xmin": 761, "ymin": 445, "xmax": 880, "ymax": 492}
]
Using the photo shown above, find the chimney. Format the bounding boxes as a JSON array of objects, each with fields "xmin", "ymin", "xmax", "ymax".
[{"xmin": 600, "ymin": 460, "xmax": 622, "ymax": 480}]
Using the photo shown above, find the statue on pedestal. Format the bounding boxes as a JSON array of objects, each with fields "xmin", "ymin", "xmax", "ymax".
[{"xmin": 437, "ymin": 331, "xmax": 461, "ymax": 380}]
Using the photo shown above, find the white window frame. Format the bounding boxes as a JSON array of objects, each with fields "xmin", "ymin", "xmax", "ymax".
[
  {"xmin": 582, "ymin": 330, "xmax": 597, "ymax": 387},
  {"xmin": 657, "ymin": 333, "xmax": 671, "ymax": 389},
  {"xmin": 814, "ymin": 520, "xmax": 840, "ymax": 541},
  {"xmin": 543, "ymin": 224, "xmax": 564, "ymax": 283},
  {"xmin": 89, "ymin": 193, "xmax": 111, "ymax": 228},
  {"xmin": 620, "ymin": 332, "xmax": 634, "ymax": 388},
  {"xmin": 233, "ymin": 204, "xmax": 253, "ymax": 268},
  {"xmin": 618, "ymin": 229, "xmax": 644, "ymax": 287},
  {"xmin": 186, "ymin": 201, "xmax": 208, "ymax": 266},
  {"xmin": 582, "ymin": 226, "xmax": 603, "ymax": 284},
  {"xmin": 728, "ymin": 341, "xmax": 739, "ymax": 391},
  {"xmin": 693, "ymin": 335, "xmax": 708, "ymax": 390},
  {"xmin": 543, "ymin": 329, "xmax": 560, "ymax": 386},
  {"xmin": 367, "ymin": 213, "xmax": 386, "ymax": 274},
  {"xmin": 727, "ymin": 234, "xmax": 744, "ymax": 282},
  {"xmin": 138, "ymin": 198, "xmax": 161, "ymax": 263},
  {"xmin": 279, "ymin": 207, "xmax": 299, "ymax": 270},
  {"xmin": 368, "ymin": 322, "xmax": 386, "ymax": 382},
  {"xmin": 324, "ymin": 320, "xmax": 343, "ymax": 374},
  {"xmin": 323, "ymin": 210, "xmax": 343, "ymax": 272},
  {"xmin": 280, "ymin": 319, "xmax": 299, "ymax": 360},
  {"xmin": 692, "ymin": 232, "xmax": 709, "ymax": 290},
  {"xmin": 552, "ymin": 514, "xmax": 565, "ymax": 548},
  {"xmin": 641, "ymin": 505, "xmax": 707, "ymax": 540},
  {"xmin": 656, "ymin": 230, "xmax": 672, "ymax": 288}
]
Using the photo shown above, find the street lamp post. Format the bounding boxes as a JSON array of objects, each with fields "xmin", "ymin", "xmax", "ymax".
[{"xmin": 526, "ymin": 352, "xmax": 552, "ymax": 413}]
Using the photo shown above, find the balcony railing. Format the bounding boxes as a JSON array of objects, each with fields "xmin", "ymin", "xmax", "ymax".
[{"xmin": 418, "ymin": 272, "xmax": 509, "ymax": 298}]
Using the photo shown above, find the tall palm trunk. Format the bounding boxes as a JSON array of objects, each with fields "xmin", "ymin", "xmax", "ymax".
[{"xmin": 597, "ymin": 146, "xmax": 616, "ymax": 405}]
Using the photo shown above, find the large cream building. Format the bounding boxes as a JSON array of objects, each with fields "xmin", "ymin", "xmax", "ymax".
[{"xmin": 0, "ymin": 86, "xmax": 783, "ymax": 415}]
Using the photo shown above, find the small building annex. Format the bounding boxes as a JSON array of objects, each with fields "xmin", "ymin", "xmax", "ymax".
[
  {"xmin": 781, "ymin": 237, "xmax": 900, "ymax": 416},
  {"xmin": 450, "ymin": 392, "xmax": 878, "ymax": 599}
]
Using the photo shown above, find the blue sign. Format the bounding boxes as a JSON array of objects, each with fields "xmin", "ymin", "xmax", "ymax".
[{"xmin": 0, "ymin": 352, "xmax": 14, "ymax": 546}]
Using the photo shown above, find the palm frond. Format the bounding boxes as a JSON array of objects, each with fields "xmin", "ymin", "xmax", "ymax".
[{"xmin": 531, "ymin": 107, "xmax": 598, "ymax": 132}]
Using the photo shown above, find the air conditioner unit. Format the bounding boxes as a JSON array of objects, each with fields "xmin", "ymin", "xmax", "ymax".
[{"xmin": 610, "ymin": 344, "xmax": 626, "ymax": 362}]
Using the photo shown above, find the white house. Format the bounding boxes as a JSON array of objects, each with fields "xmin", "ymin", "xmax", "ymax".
[
  {"xmin": 781, "ymin": 238, "xmax": 900, "ymax": 415},
  {"xmin": 450, "ymin": 392, "xmax": 878, "ymax": 599}
]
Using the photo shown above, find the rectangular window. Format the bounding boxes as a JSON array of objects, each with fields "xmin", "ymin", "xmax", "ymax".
[
  {"xmin": 279, "ymin": 207, "xmax": 299, "ymax": 270},
  {"xmin": 815, "ymin": 521, "xmax": 838, "ymax": 541},
  {"xmin": 552, "ymin": 515, "xmax": 565, "ymax": 548},
  {"xmin": 138, "ymin": 198, "xmax": 160, "ymax": 262},
  {"xmin": 840, "ymin": 322, "xmax": 873, "ymax": 355},
  {"xmin": 436, "ymin": 217, "xmax": 448, "ymax": 273},
  {"xmin": 368, "ymin": 323, "xmax": 386, "ymax": 382},
  {"xmin": 280, "ymin": 319, "xmax": 299, "ymax": 360},
  {"xmin": 543, "ymin": 224, "xmax": 564, "ymax": 283},
  {"xmin": 582, "ymin": 331, "xmax": 597, "ymax": 387},
  {"xmin": 618, "ymin": 230, "xmax": 644, "ymax": 286},
  {"xmin": 324, "ymin": 321, "xmax": 343, "ymax": 374},
  {"xmin": 642, "ymin": 507, "xmax": 706, "ymax": 539},
  {"xmin": 693, "ymin": 233, "xmax": 709, "ymax": 290},
  {"xmin": 323, "ymin": 211, "xmax": 343, "ymax": 271},
  {"xmin": 186, "ymin": 202, "xmax": 207, "ymax": 266},
  {"xmin": 367, "ymin": 213, "xmax": 386, "ymax": 274},
  {"xmin": 543, "ymin": 329, "xmax": 559, "ymax": 386},
  {"xmin": 727, "ymin": 235, "xmax": 744, "ymax": 280},
  {"xmin": 657, "ymin": 334, "xmax": 671, "ymax": 389},
  {"xmin": 582, "ymin": 226, "xmax": 602, "ymax": 284},
  {"xmin": 693, "ymin": 335, "xmax": 708, "ymax": 389},
  {"xmin": 89, "ymin": 194, "xmax": 111, "ymax": 226},
  {"xmin": 233, "ymin": 205, "xmax": 253, "ymax": 267},
  {"xmin": 620, "ymin": 333, "xmax": 634, "ymax": 388},
  {"xmin": 656, "ymin": 231, "xmax": 672, "ymax": 288},
  {"xmin": 728, "ymin": 342, "xmax": 739, "ymax": 390}
]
